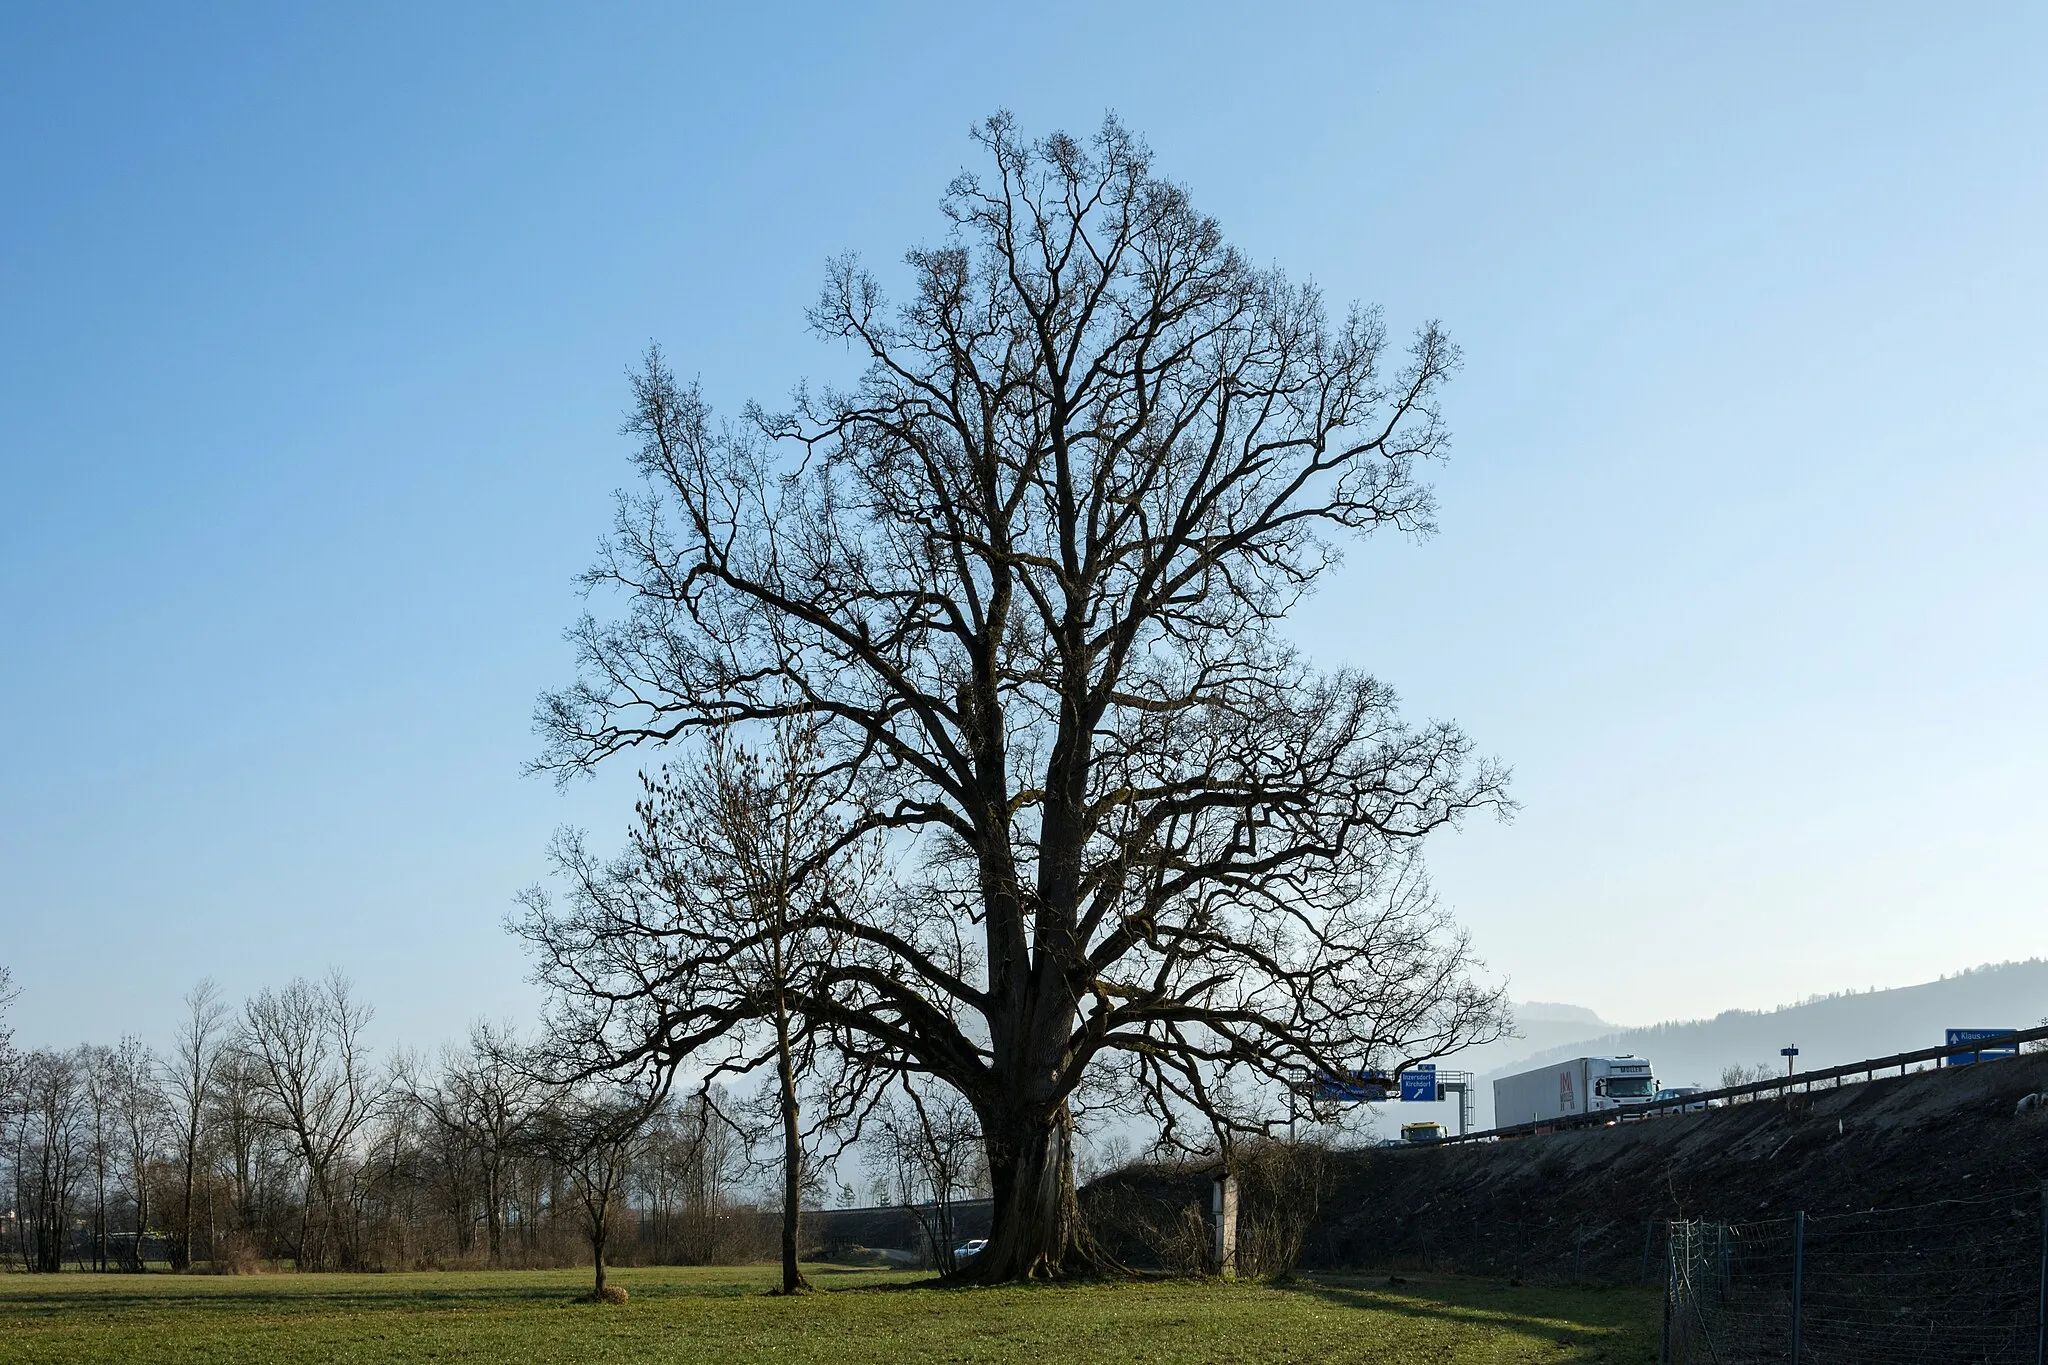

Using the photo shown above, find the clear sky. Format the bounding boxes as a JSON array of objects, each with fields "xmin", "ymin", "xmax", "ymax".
[{"xmin": 4, "ymin": 4, "xmax": 2044, "ymax": 1055}]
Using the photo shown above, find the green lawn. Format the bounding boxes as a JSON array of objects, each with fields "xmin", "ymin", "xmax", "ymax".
[{"xmin": 0, "ymin": 1263, "xmax": 1657, "ymax": 1364}]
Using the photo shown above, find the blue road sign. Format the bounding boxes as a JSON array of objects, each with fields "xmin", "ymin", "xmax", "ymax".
[
  {"xmin": 1400, "ymin": 1065, "xmax": 1439, "ymax": 1103},
  {"xmin": 1314, "ymin": 1070, "xmax": 1394, "ymax": 1102},
  {"xmin": 1945, "ymin": 1028, "xmax": 2019, "ymax": 1067}
]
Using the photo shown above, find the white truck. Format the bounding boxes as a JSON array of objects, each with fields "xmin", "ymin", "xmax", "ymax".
[{"xmin": 1492, "ymin": 1055, "xmax": 1658, "ymax": 1128}]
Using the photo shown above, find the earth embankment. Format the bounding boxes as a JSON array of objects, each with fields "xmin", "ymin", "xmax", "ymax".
[{"xmin": 1092, "ymin": 1053, "xmax": 2048, "ymax": 1282}]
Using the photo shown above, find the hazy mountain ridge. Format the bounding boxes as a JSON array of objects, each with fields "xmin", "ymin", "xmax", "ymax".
[{"xmin": 1464, "ymin": 960, "xmax": 2048, "ymax": 1128}]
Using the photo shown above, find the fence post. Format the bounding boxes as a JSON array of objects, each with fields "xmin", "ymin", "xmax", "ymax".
[
  {"xmin": 1661, "ymin": 1225, "xmax": 1674, "ymax": 1365},
  {"xmin": 2036, "ymin": 1182, "xmax": 2046, "ymax": 1365},
  {"xmin": 1790, "ymin": 1210, "xmax": 1806, "ymax": 1365},
  {"xmin": 1716, "ymin": 1221, "xmax": 1729, "ymax": 1304}
]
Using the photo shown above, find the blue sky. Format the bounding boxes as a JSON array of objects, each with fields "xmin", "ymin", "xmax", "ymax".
[{"xmin": 4, "ymin": 4, "xmax": 2044, "ymax": 1053}]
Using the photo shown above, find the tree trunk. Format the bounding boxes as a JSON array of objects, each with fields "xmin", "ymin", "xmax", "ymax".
[
  {"xmin": 484, "ymin": 1165, "xmax": 504, "ymax": 1266},
  {"xmin": 178, "ymin": 1148, "xmax": 196, "ymax": 1271},
  {"xmin": 300, "ymin": 1160, "xmax": 331, "ymax": 1273},
  {"xmin": 133, "ymin": 1148, "xmax": 149, "ymax": 1272},
  {"xmin": 590, "ymin": 1215, "xmax": 608, "ymax": 1299},
  {"xmin": 959, "ymin": 1102, "xmax": 1102, "ymax": 1282},
  {"xmin": 481, "ymin": 1141, "xmax": 508, "ymax": 1266},
  {"xmin": 94, "ymin": 1172, "xmax": 107, "ymax": 1273},
  {"xmin": 774, "ymin": 1008, "xmax": 811, "ymax": 1294}
]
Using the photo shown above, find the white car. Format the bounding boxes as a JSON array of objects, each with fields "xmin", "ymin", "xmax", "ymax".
[{"xmin": 952, "ymin": 1238, "xmax": 988, "ymax": 1261}]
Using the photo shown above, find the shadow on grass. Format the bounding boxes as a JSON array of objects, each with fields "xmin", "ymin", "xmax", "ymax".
[
  {"xmin": 0, "ymin": 1283, "xmax": 581, "ymax": 1319},
  {"xmin": 806, "ymin": 1265, "xmax": 923, "ymax": 1281},
  {"xmin": 1280, "ymin": 1273, "xmax": 1655, "ymax": 1361},
  {"xmin": 0, "ymin": 1269, "xmax": 842, "ymax": 1320}
]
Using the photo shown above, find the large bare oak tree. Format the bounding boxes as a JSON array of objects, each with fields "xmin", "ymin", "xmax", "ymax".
[{"xmin": 531, "ymin": 113, "xmax": 1509, "ymax": 1281}]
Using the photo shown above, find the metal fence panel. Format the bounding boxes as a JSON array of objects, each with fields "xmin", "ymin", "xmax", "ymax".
[{"xmin": 1667, "ymin": 1191, "xmax": 2045, "ymax": 1365}]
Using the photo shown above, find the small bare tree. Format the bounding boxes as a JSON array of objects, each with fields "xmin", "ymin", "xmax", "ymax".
[
  {"xmin": 867, "ymin": 1080, "xmax": 988, "ymax": 1273},
  {"xmin": 110, "ymin": 1036, "xmax": 165, "ymax": 1270},
  {"xmin": 523, "ymin": 1082, "xmax": 652, "ymax": 1301},
  {"xmin": 406, "ymin": 1022, "xmax": 540, "ymax": 1266},
  {"xmin": 1228, "ymin": 1138, "xmax": 1330, "ymax": 1279},
  {"xmin": 206, "ymin": 1044, "xmax": 279, "ymax": 1261},
  {"xmin": 636, "ymin": 1090, "xmax": 751, "ymax": 1263},
  {"xmin": 1718, "ymin": 1062, "xmax": 1779, "ymax": 1093},
  {"xmin": 11, "ymin": 1049, "xmax": 85, "ymax": 1272},
  {"xmin": 521, "ymin": 718, "xmax": 879, "ymax": 1294},
  {"xmin": 240, "ymin": 972, "xmax": 381, "ymax": 1269},
  {"xmin": 167, "ymin": 980, "xmax": 226, "ymax": 1270},
  {"xmin": 80, "ymin": 1045, "xmax": 116, "ymax": 1271}
]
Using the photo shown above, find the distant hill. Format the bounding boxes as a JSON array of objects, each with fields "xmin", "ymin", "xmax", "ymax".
[
  {"xmin": 1423, "ymin": 1002, "xmax": 1621, "ymax": 1091},
  {"xmin": 1463, "ymin": 959, "xmax": 2048, "ymax": 1128},
  {"xmin": 1516, "ymin": 1002, "xmax": 1607, "ymax": 1027}
]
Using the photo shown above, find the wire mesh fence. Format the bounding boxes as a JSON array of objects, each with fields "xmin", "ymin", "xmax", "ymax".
[
  {"xmin": 1313, "ymin": 1207, "xmax": 1689, "ymax": 1286},
  {"xmin": 1667, "ymin": 1189, "xmax": 2048, "ymax": 1364}
]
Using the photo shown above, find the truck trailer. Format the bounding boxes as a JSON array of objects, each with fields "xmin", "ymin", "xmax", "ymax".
[{"xmin": 1492, "ymin": 1055, "xmax": 1657, "ymax": 1128}]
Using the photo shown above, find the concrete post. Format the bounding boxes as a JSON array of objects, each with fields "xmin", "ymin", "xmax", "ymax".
[{"xmin": 1211, "ymin": 1173, "xmax": 1239, "ymax": 1279}]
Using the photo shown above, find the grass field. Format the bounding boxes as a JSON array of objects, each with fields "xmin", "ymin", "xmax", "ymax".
[{"xmin": 0, "ymin": 1263, "xmax": 1658, "ymax": 1364}]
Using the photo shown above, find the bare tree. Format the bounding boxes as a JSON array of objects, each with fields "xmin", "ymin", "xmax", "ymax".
[
  {"xmin": 523, "ymin": 1083, "xmax": 651, "ymax": 1300},
  {"xmin": 10, "ymin": 1050, "xmax": 84, "ymax": 1272},
  {"xmin": 636, "ymin": 1090, "xmax": 750, "ymax": 1263},
  {"xmin": 661, "ymin": 720, "xmax": 867, "ymax": 1292},
  {"xmin": 867, "ymin": 1080, "xmax": 988, "ymax": 1273},
  {"xmin": 406, "ymin": 1023, "xmax": 540, "ymax": 1266},
  {"xmin": 0, "ymin": 967, "xmax": 14, "ymax": 1069},
  {"xmin": 531, "ymin": 113, "xmax": 1509, "ymax": 1279},
  {"xmin": 106, "ymin": 1037, "xmax": 165, "ymax": 1270},
  {"xmin": 80, "ymin": 1045, "xmax": 116, "ymax": 1271},
  {"xmin": 240, "ymin": 972, "xmax": 382, "ymax": 1269},
  {"xmin": 1718, "ymin": 1062, "xmax": 1782, "ymax": 1096},
  {"xmin": 207, "ymin": 1044, "xmax": 280, "ymax": 1258},
  {"xmin": 0, "ymin": 968, "xmax": 13, "ymax": 1242},
  {"xmin": 167, "ymin": 980, "xmax": 226, "ymax": 1270},
  {"xmin": 521, "ymin": 717, "xmax": 881, "ymax": 1293}
]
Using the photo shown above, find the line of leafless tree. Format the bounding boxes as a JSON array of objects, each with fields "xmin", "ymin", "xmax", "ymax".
[{"xmin": 0, "ymin": 971, "xmax": 810, "ymax": 1287}]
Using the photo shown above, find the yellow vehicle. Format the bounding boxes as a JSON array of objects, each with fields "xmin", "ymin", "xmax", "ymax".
[{"xmin": 1400, "ymin": 1121, "xmax": 1446, "ymax": 1143}]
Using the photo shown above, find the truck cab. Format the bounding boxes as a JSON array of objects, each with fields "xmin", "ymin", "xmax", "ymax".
[{"xmin": 1587, "ymin": 1056, "xmax": 1657, "ymax": 1110}]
